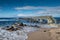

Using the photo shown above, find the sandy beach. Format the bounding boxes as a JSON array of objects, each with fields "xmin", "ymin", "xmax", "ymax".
[
  {"xmin": 27, "ymin": 28, "xmax": 60, "ymax": 40},
  {"xmin": 27, "ymin": 28, "xmax": 51, "ymax": 40}
]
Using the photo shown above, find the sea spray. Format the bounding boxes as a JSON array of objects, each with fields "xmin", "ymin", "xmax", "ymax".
[{"xmin": 0, "ymin": 27, "xmax": 39, "ymax": 40}]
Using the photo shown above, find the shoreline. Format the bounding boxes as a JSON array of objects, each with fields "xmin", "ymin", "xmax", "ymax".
[
  {"xmin": 0, "ymin": 25, "xmax": 59, "ymax": 40},
  {"xmin": 27, "ymin": 27, "xmax": 60, "ymax": 40},
  {"xmin": 0, "ymin": 26, "xmax": 40, "ymax": 40},
  {"xmin": 27, "ymin": 28, "xmax": 50, "ymax": 40}
]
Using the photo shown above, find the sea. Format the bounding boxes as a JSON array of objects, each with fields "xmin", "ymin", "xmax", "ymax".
[
  {"xmin": 0, "ymin": 17, "xmax": 59, "ymax": 40},
  {"xmin": 0, "ymin": 17, "xmax": 60, "ymax": 27}
]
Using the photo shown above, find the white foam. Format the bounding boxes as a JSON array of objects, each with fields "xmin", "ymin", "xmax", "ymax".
[
  {"xmin": 0, "ymin": 29, "xmax": 27, "ymax": 40},
  {"xmin": 0, "ymin": 27, "xmax": 39, "ymax": 40}
]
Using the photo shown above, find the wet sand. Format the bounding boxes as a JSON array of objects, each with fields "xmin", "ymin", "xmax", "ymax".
[
  {"xmin": 27, "ymin": 28, "xmax": 51, "ymax": 40},
  {"xmin": 27, "ymin": 28, "xmax": 60, "ymax": 40}
]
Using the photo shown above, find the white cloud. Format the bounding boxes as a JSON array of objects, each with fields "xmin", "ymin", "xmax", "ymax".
[
  {"xmin": 15, "ymin": 6, "xmax": 60, "ymax": 10},
  {"xmin": 17, "ymin": 14, "xmax": 26, "ymax": 16},
  {"xmin": 15, "ymin": 6, "xmax": 41, "ymax": 10},
  {"xmin": 15, "ymin": 6, "xmax": 60, "ymax": 17},
  {"xmin": 17, "ymin": 14, "xmax": 34, "ymax": 17}
]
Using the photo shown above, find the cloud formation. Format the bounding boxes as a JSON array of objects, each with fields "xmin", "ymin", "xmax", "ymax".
[
  {"xmin": 15, "ymin": 6, "xmax": 60, "ymax": 10},
  {"xmin": 15, "ymin": 6, "xmax": 60, "ymax": 17},
  {"xmin": 15, "ymin": 6, "xmax": 41, "ymax": 10},
  {"xmin": 17, "ymin": 14, "xmax": 34, "ymax": 17}
]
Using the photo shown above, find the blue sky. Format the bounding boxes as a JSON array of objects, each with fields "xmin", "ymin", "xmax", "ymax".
[{"xmin": 0, "ymin": 0, "xmax": 60, "ymax": 17}]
